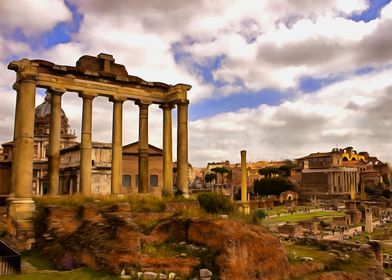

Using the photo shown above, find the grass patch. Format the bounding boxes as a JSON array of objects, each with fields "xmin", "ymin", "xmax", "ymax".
[
  {"xmin": 0, "ymin": 267, "xmax": 119, "ymax": 280},
  {"xmin": 284, "ymin": 241, "xmax": 376, "ymax": 274},
  {"xmin": 34, "ymin": 194, "xmax": 168, "ymax": 212},
  {"xmin": 141, "ymin": 242, "xmax": 208, "ymax": 258},
  {"xmin": 268, "ymin": 211, "xmax": 345, "ymax": 223},
  {"xmin": 283, "ymin": 242, "xmax": 335, "ymax": 264},
  {"xmin": 22, "ymin": 249, "xmax": 56, "ymax": 270}
]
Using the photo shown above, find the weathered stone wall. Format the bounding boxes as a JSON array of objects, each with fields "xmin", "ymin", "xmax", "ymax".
[
  {"xmin": 300, "ymin": 172, "xmax": 329, "ymax": 195},
  {"xmin": 0, "ymin": 164, "xmax": 11, "ymax": 195}
]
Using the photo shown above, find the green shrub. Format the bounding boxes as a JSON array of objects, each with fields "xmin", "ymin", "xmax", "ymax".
[
  {"xmin": 382, "ymin": 189, "xmax": 392, "ymax": 199},
  {"xmin": 197, "ymin": 192, "xmax": 234, "ymax": 214},
  {"xmin": 254, "ymin": 177, "xmax": 295, "ymax": 196},
  {"xmin": 253, "ymin": 209, "xmax": 267, "ymax": 220}
]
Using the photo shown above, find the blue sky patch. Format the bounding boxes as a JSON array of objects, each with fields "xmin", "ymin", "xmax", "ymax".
[
  {"xmin": 189, "ymin": 89, "xmax": 285, "ymax": 120},
  {"xmin": 299, "ymin": 75, "xmax": 343, "ymax": 93},
  {"xmin": 350, "ymin": 0, "xmax": 391, "ymax": 22}
]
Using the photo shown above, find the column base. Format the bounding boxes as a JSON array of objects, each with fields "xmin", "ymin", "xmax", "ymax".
[
  {"xmin": 238, "ymin": 202, "xmax": 251, "ymax": 215},
  {"xmin": 182, "ymin": 193, "xmax": 190, "ymax": 199},
  {"xmin": 6, "ymin": 198, "xmax": 36, "ymax": 251}
]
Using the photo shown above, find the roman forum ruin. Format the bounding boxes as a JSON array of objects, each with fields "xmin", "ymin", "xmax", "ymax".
[{"xmin": 6, "ymin": 53, "xmax": 191, "ymax": 248}]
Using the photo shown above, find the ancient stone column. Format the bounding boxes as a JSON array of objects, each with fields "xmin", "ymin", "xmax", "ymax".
[
  {"xmin": 8, "ymin": 59, "xmax": 37, "ymax": 250},
  {"xmin": 350, "ymin": 183, "xmax": 356, "ymax": 200},
  {"xmin": 177, "ymin": 101, "xmax": 189, "ymax": 197},
  {"xmin": 79, "ymin": 92, "xmax": 96, "ymax": 195},
  {"xmin": 110, "ymin": 97, "xmax": 125, "ymax": 195},
  {"xmin": 241, "ymin": 150, "xmax": 247, "ymax": 202},
  {"xmin": 136, "ymin": 101, "xmax": 150, "ymax": 193},
  {"xmin": 11, "ymin": 71, "xmax": 37, "ymax": 198},
  {"xmin": 160, "ymin": 103, "xmax": 174, "ymax": 195},
  {"xmin": 48, "ymin": 88, "xmax": 65, "ymax": 196}
]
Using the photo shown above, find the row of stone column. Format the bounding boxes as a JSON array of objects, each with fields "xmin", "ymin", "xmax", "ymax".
[{"xmin": 11, "ymin": 77, "xmax": 188, "ymax": 199}]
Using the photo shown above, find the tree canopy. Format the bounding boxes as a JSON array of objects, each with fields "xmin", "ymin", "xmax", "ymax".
[
  {"xmin": 258, "ymin": 167, "xmax": 281, "ymax": 178},
  {"xmin": 205, "ymin": 173, "xmax": 217, "ymax": 183},
  {"xmin": 254, "ymin": 177, "xmax": 295, "ymax": 196},
  {"xmin": 211, "ymin": 167, "xmax": 229, "ymax": 174}
]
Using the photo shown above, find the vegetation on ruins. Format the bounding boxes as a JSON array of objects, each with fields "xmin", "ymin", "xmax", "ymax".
[
  {"xmin": 253, "ymin": 209, "xmax": 267, "ymax": 224},
  {"xmin": 210, "ymin": 167, "xmax": 229, "ymax": 183},
  {"xmin": 197, "ymin": 192, "xmax": 234, "ymax": 214},
  {"xmin": 204, "ymin": 173, "xmax": 217, "ymax": 184},
  {"xmin": 258, "ymin": 166, "xmax": 281, "ymax": 178},
  {"xmin": 253, "ymin": 176, "xmax": 295, "ymax": 196},
  {"xmin": 258, "ymin": 160, "xmax": 296, "ymax": 178}
]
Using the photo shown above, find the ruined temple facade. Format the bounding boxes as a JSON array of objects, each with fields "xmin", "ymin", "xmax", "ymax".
[
  {"xmin": 296, "ymin": 147, "xmax": 391, "ymax": 200},
  {"xmin": 0, "ymin": 93, "xmax": 165, "ymax": 196},
  {"xmin": 4, "ymin": 53, "xmax": 190, "ymax": 249}
]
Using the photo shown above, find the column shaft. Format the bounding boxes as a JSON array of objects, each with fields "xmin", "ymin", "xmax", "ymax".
[
  {"xmin": 176, "ymin": 101, "xmax": 189, "ymax": 196},
  {"xmin": 12, "ymin": 78, "xmax": 36, "ymax": 198},
  {"xmin": 79, "ymin": 94, "xmax": 95, "ymax": 195},
  {"xmin": 111, "ymin": 98, "xmax": 124, "ymax": 195},
  {"xmin": 137, "ymin": 102, "xmax": 150, "ymax": 193},
  {"xmin": 241, "ymin": 150, "xmax": 247, "ymax": 202},
  {"xmin": 48, "ymin": 89, "xmax": 64, "ymax": 195},
  {"xmin": 161, "ymin": 104, "xmax": 174, "ymax": 195}
]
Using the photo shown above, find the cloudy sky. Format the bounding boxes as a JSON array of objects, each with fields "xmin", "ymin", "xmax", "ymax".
[{"xmin": 1, "ymin": 0, "xmax": 392, "ymax": 167}]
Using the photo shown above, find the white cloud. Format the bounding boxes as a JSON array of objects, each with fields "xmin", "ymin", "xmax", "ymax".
[
  {"xmin": 2, "ymin": 0, "xmax": 392, "ymax": 169},
  {"xmin": 189, "ymin": 67, "xmax": 392, "ymax": 166},
  {"xmin": 0, "ymin": 0, "xmax": 72, "ymax": 36}
]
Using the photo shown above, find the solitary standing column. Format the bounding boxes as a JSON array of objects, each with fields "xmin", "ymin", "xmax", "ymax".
[
  {"xmin": 110, "ymin": 97, "xmax": 125, "ymax": 195},
  {"xmin": 177, "ymin": 101, "xmax": 189, "ymax": 197},
  {"xmin": 79, "ymin": 92, "xmax": 96, "ymax": 195},
  {"xmin": 241, "ymin": 150, "xmax": 247, "ymax": 202},
  {"xmin": 136, "ymin": 101, "xmax": 150, "ymax": 193},
  {"xmin": 48, "ymin": 88, "xmax": 65, "ymax": 195},
  {"xmin": 160, "ymin": 103, "xmax": 174, "ymax": 195}
]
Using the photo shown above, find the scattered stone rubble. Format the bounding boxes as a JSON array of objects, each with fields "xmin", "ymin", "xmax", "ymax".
[{"xmin": 119, "ymin": 268, "xmax": 213, "ymax": 280}]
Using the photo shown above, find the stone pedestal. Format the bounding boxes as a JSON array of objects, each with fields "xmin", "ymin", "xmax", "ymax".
[
  {"xmin": 365, "ymin": 206, "xmax": 373, "ymax": 233},
  {"xmin": 345, "ymin": 200, "xmax": 362, "ymax": 224},
  {"xmin": 238, "ymin": 202, "xmax": 251, "ymax": 215},
  {"xmin": 6, "ymin": 199, "xmax": 36, "ymax": 251}
]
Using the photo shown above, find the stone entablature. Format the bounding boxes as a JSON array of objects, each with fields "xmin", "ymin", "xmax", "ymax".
[{"xmin": 8, "ymin": 54, "xmax": 190, "ymax": 104}]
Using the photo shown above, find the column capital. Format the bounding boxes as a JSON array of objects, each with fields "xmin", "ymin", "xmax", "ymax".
[
  {"xmin": 47, "ymin": 87, "xmax": 66, "ymax": 96},
  {"xmin": 18, "ymin": 72, "xmax": 37, "ymax": 83},
  {"xmin": 176, "ymin": 99, "xmax": 190, "ymax": 106},
  {"xmin": 109, "ymin": 96, "xmax": 127, "ymax": 103},
  {"xmin": 135, "ymin": 100, "xmax": 151, "ymax": 108},
  {"xmin": 78, "ymin": 91, "xmax": 97, "ymax": 100},
  {"xmin": 159, "ymin": 103, "xmax": 175, "ymax": 110}
]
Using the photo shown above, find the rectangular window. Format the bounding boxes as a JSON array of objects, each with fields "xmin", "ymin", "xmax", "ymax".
[
  {"xmin": 123, "ymin": 175, "xmax": 131, "ymax": 187},
  {"xmin": 135, "ymin": 175, "xmax": 139, "ymax": 188},
  {"xmin": 150, "ymin": 175, "xmax": 158, "ymax": 187}
]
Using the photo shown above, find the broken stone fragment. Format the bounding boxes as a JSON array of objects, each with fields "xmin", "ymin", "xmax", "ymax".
[
  {"xmin": 199, "ymin": 268, "xmax": 213, "ymax": 278},
  {"xmin": 142, "ymin": 271, "xmax": 158, "ymax": 280}
]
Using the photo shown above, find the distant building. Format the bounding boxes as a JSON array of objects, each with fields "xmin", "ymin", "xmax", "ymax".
[
  {"xmin": 296, "ymin": 147, "xmax": 391, "ymax": 200},
  {"xmin": 59, "ymin": 142, "xmax": 163, "ymax": 195}
]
